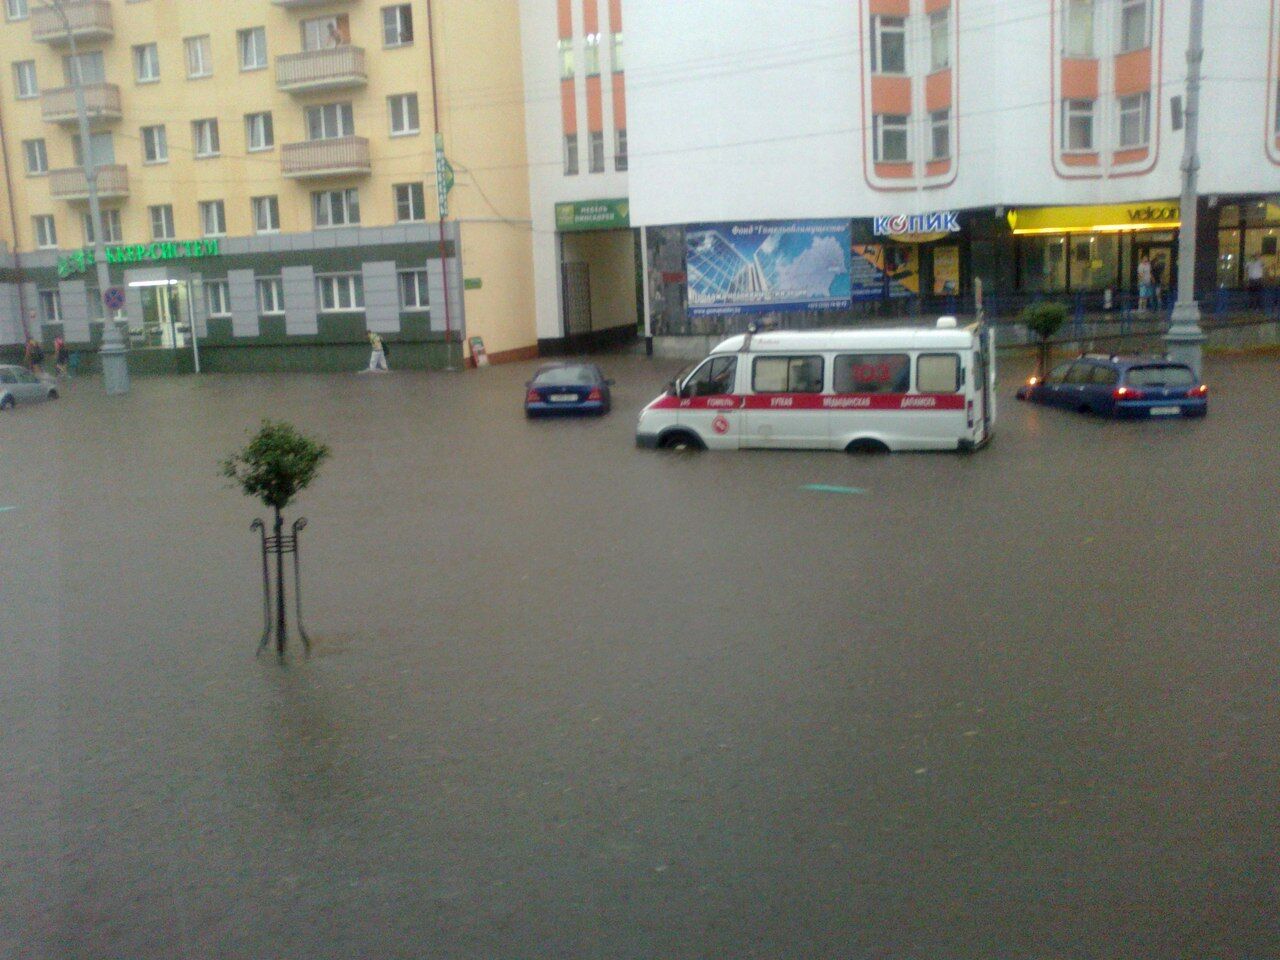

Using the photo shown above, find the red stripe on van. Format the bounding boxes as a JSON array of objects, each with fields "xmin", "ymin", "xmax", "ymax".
[{"xmin": 647, "ymin": 394, "xmax": 965, "ymax": 411}]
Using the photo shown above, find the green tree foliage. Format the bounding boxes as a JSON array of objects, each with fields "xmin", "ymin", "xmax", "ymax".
[
  {"xmin": 1021, "ymin": 301, "xmax": 1069, "ymax": 376},
  {"xmin": 222, "ymin": 421, "xmax": 330, "ymax": 512}
]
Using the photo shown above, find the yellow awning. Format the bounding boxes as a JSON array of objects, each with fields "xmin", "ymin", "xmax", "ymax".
[{"xmin": 1009, "ymin": 202, "xmax": 1180, "ymax": 234}]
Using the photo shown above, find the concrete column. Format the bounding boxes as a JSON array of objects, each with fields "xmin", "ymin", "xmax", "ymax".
[{"xmin": 281, "ymin": 266, "xmax": 318, "ymax": 335}]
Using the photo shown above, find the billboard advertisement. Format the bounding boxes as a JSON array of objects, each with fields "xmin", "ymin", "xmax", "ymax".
[{"xmin": 685, "ymin": 220, "xmax": 852, "ymax": 317}]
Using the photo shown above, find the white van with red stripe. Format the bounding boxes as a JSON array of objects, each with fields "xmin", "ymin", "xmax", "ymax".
[{"xmin": 636, "ymin": 319, "xmax": 996, "ymax": 453}]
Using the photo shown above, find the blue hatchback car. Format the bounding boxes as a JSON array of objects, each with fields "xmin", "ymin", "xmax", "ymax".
[
  {"xmin": 524, "ymin": 362, "xmax": 613, "ymax": 417},
  {"xmin": 1016, "ymin": 354, "xmax": 1208, "ymax": 418}
]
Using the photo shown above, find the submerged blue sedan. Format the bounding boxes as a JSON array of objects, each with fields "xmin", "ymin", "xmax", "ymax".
[
  {"xmin": 1016, "ymin": 354, "xmax": 1208, "ymax": 418},
  {"xmin": 524, "ymin": 363, "xmax": 613, "ymax": 417}
]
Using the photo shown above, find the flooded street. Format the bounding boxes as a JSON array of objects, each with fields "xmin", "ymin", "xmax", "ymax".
[{"xmin": 3, "ymin": 353, "xmax": 1278, "ymax": 959}]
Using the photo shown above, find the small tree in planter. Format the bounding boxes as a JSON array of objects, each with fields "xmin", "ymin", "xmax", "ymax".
[
  {"xmin": 222, "ymin": 421, "xmax": 330, "ymax": 661},
  {"xmin": 1021, "ymin": 301, "xmax": 1069, "ymax": 378}
]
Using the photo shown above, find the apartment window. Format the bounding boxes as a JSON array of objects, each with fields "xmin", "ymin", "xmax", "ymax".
[
  {"xmin": 82, "ymin": 209, "xmax": 121, "ymax": 244},
  {"xmin": 870, "ymin": 16, "xmax": 906, "ymax": 74},
  {"xmin": 257, "ymin": 278, "xmax": 284, "ymax": 315},
  {"xmin": 1119, "ymin": 0, "xmax": 1150, "ymax": 53},
  {"xmin": 149, "ymin": 204, "xmax": 175, "ymax": 241},
  {"xmin": 558, "ymin": 38, "xmax": 574, "ymax": 80},
  {"xmin": 302, "ymin": 15, "xmax": 349, "ymax": 52},
  {"xmin": 312, "ymin": 188, "xmax": 360, "ymax": 228},
  {"xmin": 192, "ymin": 119, "xmax": 220, "ymax": 158},
  {"xmin": 929, "ymin": 9, "xmax": 950, "ymax": 71},
  {"xmin": 588, "ymin": 131, "xmax": 604, "ymax": 173},
  {"xmin": 394, "ymin": 182, "xmax": 426, "ymax": 223},
  {"xmin": 615, "ymin": 128, "xmax": 628, "ymax": 171},
  {"xmin": 71, "ymin": 132, "xmax": 115, "ymax": 166},
  {"xmin": 1062, "ymin": 98, "xmax": 1096, "ymax": 151},
  {"xmin": 1064, "ymin": 0, "xmax": 1095, "ymax": 57},
  {"xmin": 13, "ymin": 61, "xmax": 37, "ymax": 99},
  {"xmin": 141, "ymin": 125, "xmax": 167, "ymax": 163},
  {"xmin": 206, "ymin": 281, "xmax": 230, "ymax": 317},
  {"xmin": 306, "ymin": 102, "xmax": 355, "ymax": 140},
  {"xmin": 398, "ymin": 269, "xmax": 429, "ymax": 310},
  {"xmin": 199, "ymin": 200, "xmax": 226, "ymax": 237},
  {"xmin": 388, "ymin": 94, "xmax": 419, "ymax": 136},
  {"xmin": 184, "ymin": 35, "xmax": 212, "ymax": 78},
  {"xmin": 33, "ymin": 215, "xmax": 56, "ymax": 249},
  {"xmin": 584, "ymin": 32, "xmax": 601, "ymax": 76},
  {"xmin": 317, "ymin": 273, "xmax": 364, "ymax": 312},
  {"xmin": 245, "ymin": 112, "xmax": 274, "ymax": 151},
  {"xmin": 382, "ymin": 4, "xmax": 414, "ymax": 46},
  {"xmin": 1117, "ymin": 92, "xmax": 1150, "ymax": 148},
  {"xmin": 251, "ymin": 195, "xmax": 280, "ymax": 234},
  {"xmin": 133, "ymin": 43, "xmax": 160, "ymax": 82},
  {"xmin": 237, "ymin": 27, "xmax": 267, "ymax": 71},
  {"xmin": 38, "ymin": 289, "xmax": 62, "ymax": 324},
  {"xmin": 564, "ymin": 133, "xmax": 578, "ymax": 175},
  {"xmin": 22, "ymin": 139, "xmax": 47, "ymax": 175},
  {"xmin": 5, "ymin": 0, "xmax": 28, "ymax": 21},
  {"xmin": 63, "ymin": 52, "xmax": 105, "ymax": 85},
  {"xmin": 930, "ymin": 109, "xmax": 950, "ymax": 160},
  {"xmin": 611, "ymin": 31, "xmax": 623, "ymax": 72},
  {"xmin": 873, "ymin": 114, "xmax": 909, "ymax": 163}
]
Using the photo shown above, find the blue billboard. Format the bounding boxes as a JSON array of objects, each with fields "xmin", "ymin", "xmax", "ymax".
[{"xmin": 685, "ymin": 220, "xmax": 853, "ymax": 317}]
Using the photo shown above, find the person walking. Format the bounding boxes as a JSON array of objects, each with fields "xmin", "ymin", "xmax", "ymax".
[
  {"xmin": 53, "ymin": 336, "xmax": 69, "ymax": 377},
  {"xmin": 1150, "ymin": 256, "xmax": 1166, "ymax": 311},
  {"xmin": 1246, "ymin": 254, "xmax": 1266, "ymax": 309},
  {"xmin": 1137, "ymin": 255, "xmax": 1153, "ymax": 314},
  {"xmin": 366, "ymin": 331, "xmax": 388, "ymax": 372},
  {"xmin": 24, "ymin": 337, "xmax": 44, "ymax": 375}
]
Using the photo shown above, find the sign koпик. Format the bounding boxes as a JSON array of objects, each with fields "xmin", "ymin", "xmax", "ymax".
[{"xmin": 873, "ymin": 211, "xmax": 961, "ymax": 237}]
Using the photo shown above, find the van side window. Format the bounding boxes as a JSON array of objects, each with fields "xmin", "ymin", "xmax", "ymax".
[
  {"xmin": 833, "ymin": 353, "xmax": 909, "ymax": 393},
  {"xmin": 752, "ymin": 355, "xmax": 824, "ymax": 393},
  {"xmin": 917, "ymin": 353, "xmax": 961, "ymax": 393},
  {"xmin": 686, "ymin": 356, "xmax": 737, "ymax": 397}
]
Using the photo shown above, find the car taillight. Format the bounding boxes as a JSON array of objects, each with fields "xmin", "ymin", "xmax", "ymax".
[
  {"xmin": 1187, "ymin": 384, "xmax": 1209, "ymax": 398},
  {"xmin": 587, "ymin": 387, "xmax": 602, "ymax": 401},
  {"xmin": 1113, "ymin": 386, "xmax": 1145, "ymax": 400},
  {"xmin": 526, "ymin": 389, "xmax": 540, "ymax": 403}
]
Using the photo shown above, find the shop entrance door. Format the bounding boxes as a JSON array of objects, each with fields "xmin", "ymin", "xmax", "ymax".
[
  {"xmin": 139, "ymin": 282, "xmax": 189, "ymax": 349},
  {"xmin": 1134, "ymin": 238, "xmax": 1176, "ymax": 311}
]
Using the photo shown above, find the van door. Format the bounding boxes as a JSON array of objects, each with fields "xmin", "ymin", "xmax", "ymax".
[
  {"xmin": 677, "ymin": 355, "xmax": 742, "ymax": 449},
  {"xmin": 742, "ymin": 354, "xmax": 828, "ymax": 449}
]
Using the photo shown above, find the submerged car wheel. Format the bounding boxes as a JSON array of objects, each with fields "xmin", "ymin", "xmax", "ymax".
[
  {"xmin": 846, "ymin": 438, "xmax": 890, "ymax": 454},
  {"xmin": 659, "ymin": 431, "xmax": 703, "ymax": 451},
  {"xmin": 47, "ymin": 389, "xmax": 59, "ymax": 400},
  {"xmin": 0, "ymin": 395, "xmax": 14, "ymax": 410}
]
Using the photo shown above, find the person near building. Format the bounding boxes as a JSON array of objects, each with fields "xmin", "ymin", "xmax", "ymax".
[
  {"xmin": 1150, "ymin": 256, "xmax": 1166, "ymax": 310},
  {"xmin": 366, "ymin": 331, "xmax": 388, "ymax": 372},
  {"xmin": 24, "ymin": 337, "xmax": 44, "ymax": 375},
  {"xmin": 53, "ymin": 336, "xmax": 70, "ymax": 377},
  {"xmin": 1137, "ymin": 256, "xmax": 1154, "ymax": 313},
  {"xmin": 1246, "ymin": 254, "xmax": 1266, "ymax": 309}
]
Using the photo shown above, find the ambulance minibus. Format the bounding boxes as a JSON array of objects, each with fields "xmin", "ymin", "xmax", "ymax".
[{"xmin": 636, "ymin": 319, "xmax": 996, "ymax": 453}]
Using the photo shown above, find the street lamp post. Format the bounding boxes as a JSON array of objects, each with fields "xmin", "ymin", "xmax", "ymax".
[
  {"xmin": 1165, "ymin": 0, "xmax": 1207, "ymax": 377},
  {"xmin": 47, "ymin": 0, "xmax": 128, "ymax": 394}
]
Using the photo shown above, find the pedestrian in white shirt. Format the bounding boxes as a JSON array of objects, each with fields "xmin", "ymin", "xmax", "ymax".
[{"xmin": 367, "ymin": 331, "xmax": 388, "ymax": 372}]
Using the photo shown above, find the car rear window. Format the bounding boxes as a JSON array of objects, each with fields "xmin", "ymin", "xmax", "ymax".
[
  {"xmin": 533, "ymin": 366, "xmax": 595, "ymax": 386},
  {"xmin": 1125, "ymin": 365, "xmax": 1195, "ymax": 387}
]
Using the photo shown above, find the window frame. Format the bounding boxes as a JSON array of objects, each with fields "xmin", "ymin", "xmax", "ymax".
[
  {"xmin": 199, "ymin": 200, "xmax": 226, "ymax": 238},
  {"xmin": 382, "ymin": 4, "xmax": 414, "ymax": 47},
  {"xmin": 133, "ymin": 43, "xmax": 160, "ymax": 83},
  {"xmin": 584, "ymin": 31, "xmax": 602, "ymax": 76},
  {"xmin": 22, "ymin": 138, "xmax": 47, "ymax": 175},
  {"xmin": 398, "ymin": 269, "xmax": 430, "ymax": 311},
  {"xmin": 256, "ymin": 277, "xmax": 285, "ymax": 316},
  {"xmin": 1118, "ymin": 0, "xmax": 1150, "ymax": 54},
  {"xmin": 306, "ymin": 102, "xmax": 355, "ymax": 141},
  {"xmin": 874, "ymin": 114, "xmax": 910, "ymax": 163},
  {"xmin": 870, "ymin": 15, "xmax": 907, "ymax": 75},
  {"xmin": 387, "ymin": 93, "xmax": 420, "ymax": 137},
  {"xmin": 833, "ymin": 353, "xmax": 911, "ymax": 394},
  {"xmin": 33, "ymin": 214, "xmax": 57, "ymax": 250},
  {"xmin": 205, "ymin": 280, "xmax": 231, "ymax": 318},
  {"xmin": 1064, "ymin": 0, "xmax": 1096, "ymax": 58},
  {"xmin": 244, "ymin": 111, "xmax": 275, "ymax": 152},
  {"xmin": 558, "ymin": 38, "xmax": 574, "ymax": 80},
  {"xmin": 751, "ymin": 355, "xmax": 825, "ymax": 394},
  {"xmin": 141, "ymin": 124, "xmax": 168, "ymax": 164},
  {"xmin": 615, "ymin": 128, "xmax": 628, "ymax": 171},
  {"xmin": 930, "ymin": 108, "xmax": 950, "ymax": 161},
  {"xmin": 237, "ymin": 27, "xmax": 267, "ymax": 72},
  {"xmin": 5, "ymin": 0, "xmax": 29, "ymax": 22},
  {"xmin": 928, "ymin": 8, "xmax": 950, "ymax": 72},
  {"xmin": 184, "ymin": 35, "xmax": 212, "ymax": 79},
  {"xmin": 564, "ymin": 133, "xmax": 579, "ymax": 176},
  {"xmin": 916, "ymin": 353, "xmax": 962, "ymax": 394},
  {"xmin": 1116, "ymin": 91, "xmax": 1150, "ymax": 149},
  {"xmin": 610, "ymin": 31, "xmax": 623, "ymax": 73},
  {"xmin": 149, "ymin": 204, "xmax": 175, "ymax": 241},
  {"xmin": 192, "ymin": 118, "xmax": 220, "ymax": 158},
  {"xmin": 38, "ymin": 288, "xmax": 62, "ymax": 324},
  {"xmin": 13, "ymin": 60, "xmax": 37, "ymax": 99},
  {"xmin": 251, "ymin": 195, "xmax": 280, "ymax": 234},
  {"xmin": 311, "ymin": 188, "xmax": 360, "ymax": 229},
  {"xmin": 1062, "ymin": 98, "xmax": 1096, "ymax": 152},
  {"xmin": 316, "ymin": 272, "xmax": 365, "ymax": 313},
  {"xmin": 393, "ymin": 182, "xmax": 426, "ymax": 223},
  {"xmin": 83, "ymin": 209, "xmax": 121, "ymax": 244},
  {"xmin": 588, "ymin": 130, "xmax": 605, "ymax": 173}
]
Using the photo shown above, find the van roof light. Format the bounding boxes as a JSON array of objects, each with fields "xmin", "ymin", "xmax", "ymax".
[{"xmin": 936, "ymin": 316, "xmax": 958, "ymax": 329}]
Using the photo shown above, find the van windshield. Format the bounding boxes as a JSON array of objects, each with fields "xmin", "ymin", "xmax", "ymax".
[{"xmin": 1125, "ymin": 365, "xmax": 1195, "ymax": 387}]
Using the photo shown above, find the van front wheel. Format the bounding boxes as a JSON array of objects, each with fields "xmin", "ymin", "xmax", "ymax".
[
  {"xmin": 845, "ymin": 438, "xmax": 890, "ymax": 455},
  {"xmin": 660, "ymin": 431, "xmax": 704, "ymax": 451}
]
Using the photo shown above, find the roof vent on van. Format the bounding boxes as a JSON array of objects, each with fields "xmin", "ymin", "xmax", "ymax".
[{"xmin": 936, "ymin": 316, "xmax": 958, "ymax": 329}]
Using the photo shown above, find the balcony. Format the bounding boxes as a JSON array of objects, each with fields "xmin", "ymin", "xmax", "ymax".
[
  {"xmin": 40, "ymin": 83, "xmax": 122, "ymax": 125},
  {"xmin": 49, "ymin": 164, "xmax": 129, "ymax": 202},
  {"xmin": 30, "ymin": 0, "xmax": 113, "ymax": 45},
  {"xmin": 272, "ymin": 0, "xmax": 356, "ymax": 6},
  {"xmin": 276, "ymin": 46, "xmax": 367, "ymax": 93},
  {"xmin": 281, "ymin": 137, "xmax": 371, "ymax": 179}
]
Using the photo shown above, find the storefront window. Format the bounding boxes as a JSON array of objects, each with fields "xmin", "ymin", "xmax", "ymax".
[
  {"xmin": 1020, "ymin": 235, "xmax": 1067, "ymax": 292},
  {"xmin": 1243, "ymin": 226, "xmax": 1279, "ymax": 285},
  {"xmin": 1218, "ymin": 229, "xmax": 1242, "ymax": 288},
  {"xmin": 1216, "ymin": 199, "xmax": 1280, "ymax": 288},
  {"xmin": 1069, "ymin": 234, "xmax": 1118, "ymax": 291}
]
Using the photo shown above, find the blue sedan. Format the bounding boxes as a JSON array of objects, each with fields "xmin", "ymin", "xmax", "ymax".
[
  {"xmin": 524, "ymin": 363, "xmax": 613, "ymax": 417},
  {"xmin": 1016, "ymin": 354, "xmax": 1208, "ymax": 418}
]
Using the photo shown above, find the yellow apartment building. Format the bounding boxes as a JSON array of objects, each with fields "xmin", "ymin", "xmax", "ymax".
[{"xmin": 0, "ymin": 0, "xmax": 537, "ymax": 371}]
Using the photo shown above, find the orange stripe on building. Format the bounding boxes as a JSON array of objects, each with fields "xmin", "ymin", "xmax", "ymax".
[
  {"xmin": 875, "ymin": 162, "xmax": 913, "ymax": 179},
  {"xmin": 609, "ymin": 0, "xmax": 622, "ymax": 30},
  {"xmin": 1062, "ymin": 152, "xmax": 1100, "ymax": 167},
  {"xmin": 558, "ymin": 0, "xmax": 572, "ymax": 38},
  {"xmin": 612, "ymin": 72, "xmax": 626, "ymax": 129},
  {"xmin": 1061, "ymin": 58, "xmax": 1099, "ymax": 100},
  {"xmin": 583, "ymin": 0, "xmax": 598, "ymax": 36},
  {"xmin": 925, "ymin": 159, "xmax": 951, "ymax": 177},
  {"xmin": 586, "ymin": 75, "xmax": 603, "ymax": 131},
  {"xmin": 925, "ymin": 68, "xmax": 952, "ymax": 112},
  {"xmin": 869, "ymin": 0, "xmax": 910, "ymax": 15},
  {"xmin": 1114, "ymin": 49, "xmax": 1152, "ymax": 97},
  {"xmin": 1113, "ymin": 147, "xmax": 1149, "ymax": 165},
  {"xmin": 561, "ymin": 78, "xmax": 577, "ymax": 134},
  {"xmin": 924, "ymin": 0, "xmax": 950, "ymax": 12},
  {"xmin": 871, "ymin": 75, "xmax": 912, "ymax": 115}
]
